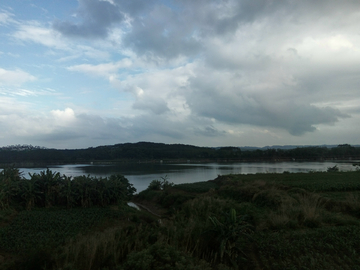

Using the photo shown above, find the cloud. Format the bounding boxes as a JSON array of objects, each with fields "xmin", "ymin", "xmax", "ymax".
[
  {"xmin": 52, "ymin": 0, "xmax": 360, "ymax": 60},
  {"xmin": 182, "ymin": 57, "xmax": 352, "ymax": 135},
  {"xmin": 3, "ymin": 0, "xmax": 360, "ymax": 148},
  {"xmin": 132, "ymin": 95, "xmax": 169, "ymax": 115},
  {"xmin": 51, "ymin": 108, "xmax": 76, "ymax": 126},
  {"xmin": 67, "ymin": 58, "xmax": 132, "ymax": 78},
  {"xmin": 0, "ymin": 87, "xmax": 57, "ymax": 97},
  {"xmin": 13, "ymin": 21, "xmax": 68, "ymax": 50},
  {"xmin": 53, "ymin": 0, "xmax": 125, "ymax": 38},
  {"xmin": 0, "ymin": 10, "xmax": 16, "ymax": 25},
  {"xmin": 0, "ymin": 68, "xmax": 36, "ymax": 86},
  {"xmin": 53, "ymin": 0, "xmax": 156, "ymax": 39},
  {"xmin": 121, "ymin": 4, "xmax": 202, "ymax": 59}
]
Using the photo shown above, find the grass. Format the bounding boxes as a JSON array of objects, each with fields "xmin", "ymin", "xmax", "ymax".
[
  {"xmin": 0, "ymin": 207, "xmax": 131, "ymax": 252},
  {"xmin": 1, "ymin": 171, "xmax": 360, "ymax": 269},
  {"xmin": 174, "ymin": 181, "xmax": 219, "ymax": 193},
  {"xmin": 255, "ymin": 226, "xmax": 360, "ymax": 270}
]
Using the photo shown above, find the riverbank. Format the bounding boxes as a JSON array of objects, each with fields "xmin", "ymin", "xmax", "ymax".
[{"xmin": 1, "ymin": 171, "xmax": 360, "ymax": 269}]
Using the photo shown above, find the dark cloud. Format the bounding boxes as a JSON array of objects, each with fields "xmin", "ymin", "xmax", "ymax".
[
  {"xmin": 53, "ymin": 0, "xmax": 158, "ymax": 39},
  {"xmin": 35, "ymin": 130, "xmax": 84, "ymax": 142},
  {"xmin": 45, "ymin": 0, "xmax": 360, "ymax": 147},
  {"xmin": 193, "ymin": 126, "xmax": 225, "ymax": 137},
  {"xmin": 37, "ymin": 112, "xmax": 189, "ymax": 147},
  {"xmin": 53, "ymin": 0, "xmax": 125, "ymax": 38},
  {"xmin": 132, "ymin": 96, "xmax": 170, "ymax": 115},
  {"xmin": 184, "ymin": 73, "xmax": 350, "ymax": 136},
  {"xmin": 53, "ymin": 0, "xmax": 360, "ymax": 58},
  {"xmin": 129, "ymin": 115, "xmax": 185, "ymax": 140},
  {"xmin": 122, "ymin": 5, "xmax": 201, "ymax": 58}
]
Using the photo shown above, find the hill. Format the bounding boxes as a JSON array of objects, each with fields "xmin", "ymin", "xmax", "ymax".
[{"xmin": 0, "ymin": 142, "xmax": 359, "ymax": 165}]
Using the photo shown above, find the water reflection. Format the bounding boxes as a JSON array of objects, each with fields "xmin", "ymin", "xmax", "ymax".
[{"xmin": 20, "ymin": 161, "xmax": 357, "ymax": 193}]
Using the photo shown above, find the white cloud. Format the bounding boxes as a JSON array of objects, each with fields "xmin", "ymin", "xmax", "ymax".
[
  {"xmin": 78, "ymin": 45, "xmax": 111, "ymax": 60},
  {"xmin": 51, "ymin": 108, "xmax": 76, "ymax": 127},
  {"xmin": 12, "ymin": 21, "xmax": 69, "ymax": 50},
  {"xmin": 67, "ymin": 58, "xmax": 132, "ymax": 78},
  {"xmin": 0, "ymin": 68, "xmax": 36, "ymax": 86},
  {"xmin": 0, "ymin": 11, "xmax": 15, "ymax": 25}
]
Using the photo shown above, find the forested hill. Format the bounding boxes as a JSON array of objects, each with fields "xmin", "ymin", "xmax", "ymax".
[{"xmin": 0, "ymin": 142, "xmax": 360, "ymax": 165}]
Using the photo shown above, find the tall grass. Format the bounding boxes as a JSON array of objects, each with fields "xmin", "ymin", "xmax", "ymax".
[{"xmin": 50, "ymin": 195, "xmax": 254, "ymax": 269}]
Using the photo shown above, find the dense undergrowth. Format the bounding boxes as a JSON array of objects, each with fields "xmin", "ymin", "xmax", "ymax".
[
  {"xmin": 0, "ymin": 167, "xmax": 136, "ymax": 210},
  {"xmin": 1, "ymin": 168, "xmax": 360, "ymax": 269}
]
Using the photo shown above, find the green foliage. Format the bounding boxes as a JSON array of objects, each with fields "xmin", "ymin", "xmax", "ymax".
[
  {"xmin": 208, "ymin": 209, "xmax": 254, "ymax": 267},
  {"xmin": 175, "ymin": 181, "xmax": 219, "ymax": 193},
  {"xmin": 0, "ymin": 168, "xmax": 136, "ymax": 210},
  {"xmin": 327, "ymin": 165, "xmax": 339, "ymax": 172},
  {"xmin": 0, "ymin": 207, "xmax": 126, "ymax": 252},
  {"xmin": 148, "ymin": 179, "xmax": 162, "ymax": 190},
  {"xmin": 219, "ymin": 171, "xmax": 360, "ymax": 193},
  {"xmin": 160, "ymin": 192, "xmax": 195, "ymax": 209},
  {"xmin": 121, "ymin": 243, "xmax": 212, "ymax": 270},
  {"xmin": 4, "ymin": 171, "xmax": 360, "ymax": 270},
  {"xmin": 1, "ymin": 142, "xmax": 360, "ymax": 164},
  {"xmin": 255, "ymin": 226, "xmax": 360, "ymax": 269},
  {"xmin": 0, "ymin": 167, "xmax": 22, "ymax": 209},
  {"xmin": 147, "ymin": 176, "xmax": 174, "ymax": 191}
]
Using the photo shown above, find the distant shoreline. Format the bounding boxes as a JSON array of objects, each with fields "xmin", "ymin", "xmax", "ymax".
[{"xmin": 2, "ymin": 157, "xmax": 360, "ymax": 168}]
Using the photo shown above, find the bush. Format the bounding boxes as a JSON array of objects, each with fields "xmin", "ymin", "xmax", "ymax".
[
  {"xmin": 148, "ymin": 180, "xmax": 162, "ymax": 190},
  {"xmin": 147, "ymin": 176, "xmax": 174, "ymax": 191},
  {"xmin": 121, "ymin": 243, "xmax": 212, "ymax": 270},
  {"xmin": 327, "ymin": 165, "xmax": 339, "ymax": 172}
]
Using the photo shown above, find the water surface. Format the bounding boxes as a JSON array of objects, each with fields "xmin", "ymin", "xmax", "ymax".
[{"xmin": 20, "ymin": 161, "xmax": 357, "ymax": 192}]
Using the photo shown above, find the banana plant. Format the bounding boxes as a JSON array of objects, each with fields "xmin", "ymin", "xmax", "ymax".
[
  {"xmin": 0, "ymin": 167, "xmax": 22, "ymax": 209},
  {"xmin": 72, "ymin": 175, "xmax": 95, "ymax": 207},
  {"xmin": 29, "ymin": 169, "xmax": 61, "ymax": 208},
  {"xmin": 19, "ymin": 178, "xmax": 40, "ymax": 210},
  {"xmin": 60, "ymin": 175, "xmax": 75, "ymax": 208}
]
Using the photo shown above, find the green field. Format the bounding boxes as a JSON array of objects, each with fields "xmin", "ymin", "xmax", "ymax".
[{"xmin": 1, "ymin": 170, "xmax": 360, "ymax": 269}]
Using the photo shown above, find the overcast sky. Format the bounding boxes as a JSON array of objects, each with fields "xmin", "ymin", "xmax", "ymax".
[{"xmin": 0, "ymin": 0, "xmax": 359, "ymax": 149}]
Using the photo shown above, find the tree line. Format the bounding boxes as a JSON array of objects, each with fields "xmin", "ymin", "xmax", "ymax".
[
  {"xmin": 0, "ymin": 167, "xmax": 136, "ymax": 210},
  {"xmin": 0, "ymin": 142, "xmax": 359, "ymax": 165}
]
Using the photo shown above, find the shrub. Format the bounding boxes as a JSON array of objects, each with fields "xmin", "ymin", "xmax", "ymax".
[
  {"xmin": 121, "ymin": 243, "xmax": 212, "ymax": 270},
  {"xmin": 207, "ymin": 208, "xmax": 254, "ymax": 267},
  {"xmin": 148, "ymin": 180, "xmax": 162, "ymax": 191},
  {"xmin": 327, "ymin": 165, "xmax": 339, "ymax": 172},
  {"xmin": 147, "ymin": 176, "xmax": 174, "ymax": 191}
]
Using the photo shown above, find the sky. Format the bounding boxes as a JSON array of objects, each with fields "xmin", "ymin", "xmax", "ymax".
[{"xmin": 0, "ymin": 0, "xmax": 360, "ymax": 149}]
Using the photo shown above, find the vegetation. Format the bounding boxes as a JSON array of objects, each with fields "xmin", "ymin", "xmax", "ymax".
[
  {"xmin": 1, "ymin": 142, "xmax": 360, "ymax": 165},
  {"xmin": 1, "ymin": 168, "xmax": 360, "ymax": 269},
  {"xmin": 0, "ymin": 167, "xmax": 136, "ymax": 210},
  {"xmin": 147, "ymin": 176, "xmax": 174, "ymax": 191}
]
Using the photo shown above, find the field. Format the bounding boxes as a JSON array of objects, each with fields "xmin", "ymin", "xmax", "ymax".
[{"xmin": 1, "ymin": 170, "xmax": 360, "ymax": 269}]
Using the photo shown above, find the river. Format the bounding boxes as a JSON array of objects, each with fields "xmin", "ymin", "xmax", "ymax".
[{"xmin": 19, "ymin": 161, "xmax": 358, "ymax": 193}]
